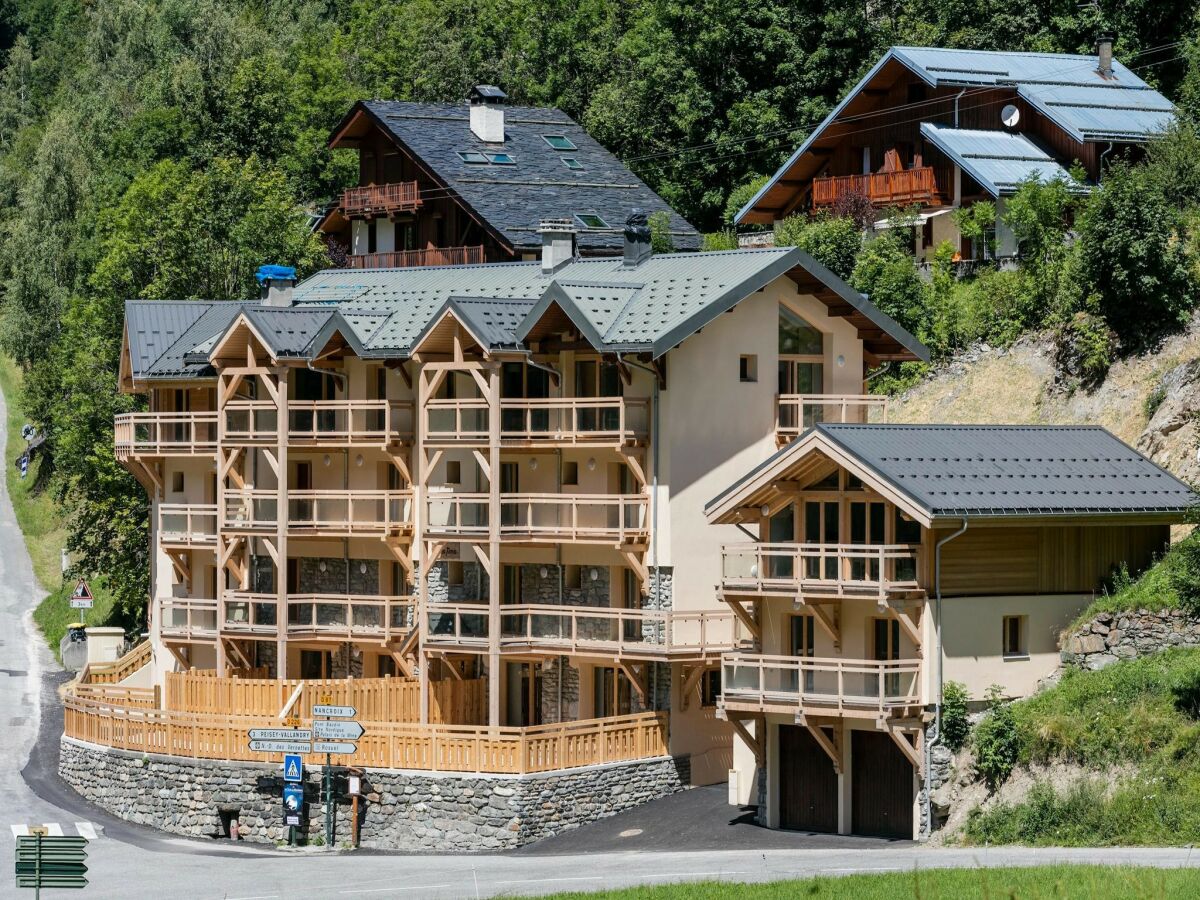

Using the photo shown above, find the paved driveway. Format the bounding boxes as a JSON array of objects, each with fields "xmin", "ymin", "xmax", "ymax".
[{"xmin": 518, "ymin": 782, "xmax": 911, "ymax": 854}]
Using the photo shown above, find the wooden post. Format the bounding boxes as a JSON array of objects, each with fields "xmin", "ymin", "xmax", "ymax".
[
  {"xmin": 486, "ymin": 364, "xmax": 501, "ymax": 730},
  {"xmin": 276, "ymin": 367, "xmax": 289, "ymax": 681}
]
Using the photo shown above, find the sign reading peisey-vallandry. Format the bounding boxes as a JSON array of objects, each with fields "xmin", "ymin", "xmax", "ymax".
[
  {"xmin": 311, "ymin": 704, "xmax": 356, "ymax": 718},
  {"xmin": 248, "ymin": 728, "xmax": 313, "ymax": 742},
  {"xmin": 313, "ymin": 719, "xmax": 364, "ymax": 741}
]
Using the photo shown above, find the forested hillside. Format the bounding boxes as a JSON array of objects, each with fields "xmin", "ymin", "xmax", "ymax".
[{"xmin": 0, "ymin": 0, "xmax": 1198, "ymax": 629}]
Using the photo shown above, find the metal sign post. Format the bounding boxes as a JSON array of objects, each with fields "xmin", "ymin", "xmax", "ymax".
[{"xmin": 14, "ymin": 831, "xmax": 88, "ymax": 895}]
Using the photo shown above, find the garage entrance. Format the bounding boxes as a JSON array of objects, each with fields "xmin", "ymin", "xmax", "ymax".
[
  {"xmin": 851, "ymin": 730, "xmax": 914, "ymax": 839},
  {"xmin": 778, "ymin": 725, "xmax": 838, "ymax": 832}
]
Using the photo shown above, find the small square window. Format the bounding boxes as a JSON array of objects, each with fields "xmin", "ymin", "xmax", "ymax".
[
  {"xmin": 700, "ymin": 669, "xmax": 722, "ymax": 707},
  {"xmin": 487, "ymin": 152, "xmax": 516, "ymax": 165},
  {"xmin": 543, "ymin": 135, "xmax": 577, "ymax": 151},
  {"xmin": 1002, "ymin": 615, "xmax": 1027, "ymax": 657},
  {"xmin": 739, "ymin": 354, "xmax": 758, "ymax": 383},
  {"xmin": 446, "ymin": 460, "xmax": 462, "ymax": 484},
  {"xmin": 574, "ymin": 213, "xmax": 608, "ymax": 229},
  {"xmin": 171, "ymin": 471, "xmax": 185, "ymax": 493},
  {"xmin": 562, "ymin": 461, "xmax": 579, "ymax": 485},
  {"xmin": 457, "ymin": 151, "xmax": 489, "ymax": 164},
  {"xmin": 562, "ymin": 157, "xmax": 584, "ymax": 170}
]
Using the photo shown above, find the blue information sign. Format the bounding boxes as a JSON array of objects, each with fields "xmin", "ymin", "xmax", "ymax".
[
  {"xmin": 283, "ymin": 784, "xmax": 304, "ymax": 826},
  {"xmin": 283, "ymin": 754, "xmax": 303, "ymax": 783}
]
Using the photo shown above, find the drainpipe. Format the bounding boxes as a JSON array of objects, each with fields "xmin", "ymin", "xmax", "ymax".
[
  {"xmin": 926, "ymin": 516, "xmax": 968, "ymax": 837},
  {"xmin": 1099, "ymin": 141, "xmax": 1114, "ymax": 183},
  {"xmin": 953, "ymin": 88, "xmax": 966, "ymax": 128},
  {"xmin": 306, "ymin": 358, "xmax": 347, "ymax": 390}
]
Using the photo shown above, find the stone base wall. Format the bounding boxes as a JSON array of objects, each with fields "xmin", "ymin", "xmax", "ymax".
[
  {"xmin": 59, "ymin": 737, "xmax": 688, "ymax": 851},
  {"xmin": 1062, "ymin": 608, "xmax": 1200, "ymax": 670}
]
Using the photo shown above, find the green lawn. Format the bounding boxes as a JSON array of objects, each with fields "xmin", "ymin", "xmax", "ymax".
[
  {"xmin": 550, "ymin": 866, "xmax": 1200, "ymax": 899},
  {"xmin": 0, "ymin": 356, "xmax": 117, "ymax": 655},
  {"xmin": 1068, "ymin": 536, "xmax": 1190, "ymax": 629}
]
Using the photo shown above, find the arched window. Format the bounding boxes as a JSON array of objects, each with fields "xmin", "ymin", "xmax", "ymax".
[{"xmin": 778, "ymin": 307, "xmax": 825, "ymax": 429}]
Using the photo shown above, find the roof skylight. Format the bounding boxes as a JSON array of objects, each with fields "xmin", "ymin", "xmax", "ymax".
[
  {"xmin": 574, "ymin": 213, "xmax": 609, "ymax": 229},
  {"xmin": 543, "ymin": 135, "xmax": 577, "ymax": 151},
  {"xmin": 457, "ymin": 151, "xmax": 489, "ymax": 164},
  {"xmin": 562, "ymin": 157, "xmax": 584, "ymax": 170}
]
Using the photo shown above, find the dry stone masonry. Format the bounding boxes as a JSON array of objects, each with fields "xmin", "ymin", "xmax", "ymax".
[{"xmin": 1062, "ymin": 608, "xmax": 1200, "ymax": 670}]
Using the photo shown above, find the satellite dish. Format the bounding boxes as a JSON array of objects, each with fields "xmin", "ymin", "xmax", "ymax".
[{"xmin": 1001, "ymin": 104, "xmax": 1021, "ymax": 128}]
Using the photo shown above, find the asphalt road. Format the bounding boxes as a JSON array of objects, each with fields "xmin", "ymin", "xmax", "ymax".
[{"xmin": 4, "ymin": 387, "xmax": 1200, "ymax": 898}]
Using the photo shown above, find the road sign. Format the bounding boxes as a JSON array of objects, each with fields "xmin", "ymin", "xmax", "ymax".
[
  {"xmin": 311, "ymin": 741, "xmax": 357, "ymax": 755},
  {"xmin": 282, "ymin": 784, "xmax": 304, "ymax": 827},
  {"xmin": 248, "ymin": 740, "xmax": 312, "ymax": 754},
  {"xmin": 283, "ymin": 754, "xmax": 303, "ymax": 783},
  {"xmin": 15, "ymin": 834, "xmax": 88, "ymax": 891},
  {"xmin": 68, "ymin": 579, "xmax": 94, "ymax": 610},
  {"xmin": 313, "ymin": 719, "xmax": 364, "ymax": 741},
  {"xmin": 248, "ymin": 728, "xmax": 313, "ymax": 742},
  {"xmin": 312, "ymin": 704, "xmax": 356, "ymax": 718}
]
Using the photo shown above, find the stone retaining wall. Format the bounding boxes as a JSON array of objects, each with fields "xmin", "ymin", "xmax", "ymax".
[
  {"xmin": 1061, "ymin": 608, "xmax": 1200, "ymax": 670},
  {"xmin": 59, "ymin": 737, "xmax": 688, "ymax": 851}
]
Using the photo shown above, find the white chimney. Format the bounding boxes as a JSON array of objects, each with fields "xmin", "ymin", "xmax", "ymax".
[
  {"xmin": 469, "ymin": 84, "xmax": 507, "ymax": 143},
  {"xmin": 256, "ymin": 265, "xmax": 296, "ymax": 307},
  {"xmin": 539, "ymin": 219, "xmax": 576, "ymax": 274}
]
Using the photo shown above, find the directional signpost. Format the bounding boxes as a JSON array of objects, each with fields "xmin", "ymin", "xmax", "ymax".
[
  {"xmin": 313, "ymin": 720, "xmax": 364, "ymax": 741},
  {"xmin": 312, "ymin": 704, "xmax": 356, "ymax": 718},
  {"xmin": 15, "ymin": 831, "xmax": 88, "ymax": 897},
  {"xmin": 314, "ymin": 699, "xmax": 364, "ymax": 847}
]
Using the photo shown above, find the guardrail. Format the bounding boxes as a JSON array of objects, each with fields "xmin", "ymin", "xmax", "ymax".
[
  {"xmin": 287, "ymin": 401, "xmax": 413, "ymax": 445},
  {"xmin": 775, "ymin": 394, "xmax": 889, "ymax": 442},
  {"xmin": 223, "ymin": 400, "xmax": 278, "ymax": 443},
  {"xmin": 114, "ymin": 412, "xmax": 218, "ymax": 458},
  {"xmin": 286, "ymin": 490, "xmax": 413, "ymax": 534},
  {"xmin": 424, "ymin": 493, "xmax": 650, "ymax": 543},
  {"xmin": 159, "ymin": 504, "xmax": 218, "ymax": 546},
  {"xmin": 341, "ymin": 181, "xmax": 421, "ymax": 216},
  {"xmin": 720, "ymin": 542, "xmax": 921, "ymax": 599},
  {"xmin": 221, "ymin": 592, "xmax": 279, "ymax": 636},
  {"xmin": 350, "ymin": 245, "xmax": 485, "ymax": 269},
  {"xmin": 423, "ymin": 397, "xmax": 650, "ymax": 446},
  {"xmin": 286, "ymin": 594, "xmax": 416, "ymax": 641},
  {"xmin": 158, "ymin": 598, "xmax": 218, "ymax": 641},
  {"xmin": 812, "ymin": 166, "xmax": 938, "ymax": 207},
  {"xmin": 79, "ymin": 640, "xmax": 151, "ymax": 685},
  {"xmin": 721, "ymin": 653, "xmax": 922, "ymax": 712}
]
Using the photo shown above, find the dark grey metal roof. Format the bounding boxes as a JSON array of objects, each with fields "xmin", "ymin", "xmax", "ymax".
[
  {"xmin": 130, "ymin": 301, "xmax": 243, "ymax": 380},
  {"xmin": 708, "ymin": 424, "xmax": 1196, "ymax": 519},
  {"xmin": 353, "ymin": 100, "xmax": 700, "ymax": 252},
  {"xmin": 125, "ymin": 301, "xmax": 211, "ymax": 380},
  {"xmin": 446, "ymin": 297, "xmax": 536, "ymax": 350},
  {"xmin": 241, "ymin": 307, "xmax": 338, "ymax": 357}
]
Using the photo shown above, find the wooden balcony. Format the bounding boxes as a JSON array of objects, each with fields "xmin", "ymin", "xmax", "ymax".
[
  {"xmin": 158, "ymin": 504, "xmax": 218, "ymax": 547},
  {"xmin": 425, "ymin": 603, "xmax": 740, "ymax": 659},
  {"xmin": 286, "ymin": 593, "xmax": 415, "ymax": 642},
  {"xmin": 423, "ymin": 397, "xmax": 650, "ymax": 448},
  {"xmin": 222, "ymin": 490, "xmax": 414, "ymax": 535},
  {"xmin": 222, "ymin": 592, "xmax": 280, "ymax": 637},
  {"xmin": 350, "ymin": 245, "xmax": 485, "ymax": 269},
  {"xmin": 223, "ymin": 400, "xmax": 277, "ymax": 444},
  {"xmin": 775, "ymin": 394, "xmax": 888, "ymax": 444},
  {"xmin": 114, "ymin": 412, "xmax": 218, "ymax": 459},
  {"xmin": 341, "ymin": 181, "xmax": 422, "ymax": 217},
  {"xmin": 720, "ymin": 652, "xmax": 922, "ymax": 717},
  {"xmin": 425, "ymin": 493, "xmax": 649, "ymax": 544},
  {"xmin": 720, "ymin": 542, "xmax": 922, "ymax": 601},
  {"xmin": 159, "ymin": 597, "xmax": 218, "ymax": 641},
  {"xmin": 287, "ymin": 401, "xmax": 413, "ymax": 446},
  {"xmin": 812, "ymin": 166, "xmax": 937, "ymax": 208}
]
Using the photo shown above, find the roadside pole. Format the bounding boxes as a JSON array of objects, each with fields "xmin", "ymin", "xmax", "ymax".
[
  {"xmin": 311, "ymin": 700, "xmax": 363, "ymax": 849},
  {"xmin": 324, "ymin": 751, "xmax": 333, "ymax": 847}
]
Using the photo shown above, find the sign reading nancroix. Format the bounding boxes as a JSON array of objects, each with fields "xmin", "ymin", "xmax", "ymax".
[{"xmin": 311, "ymin": 704, "xmax": 356, "ymax": 718}]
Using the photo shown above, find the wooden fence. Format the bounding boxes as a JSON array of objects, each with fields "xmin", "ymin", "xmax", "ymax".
[
  {"xmin": 80, "ymin": 640, "xmax": 151, "ymax": 685},
  {"xmin": 62, "ymin": 692, "xmax": 666, "ymax": 774},
  {"xmin": 165, "ymin": 671, "xmax": 485, "ymax": 725}
]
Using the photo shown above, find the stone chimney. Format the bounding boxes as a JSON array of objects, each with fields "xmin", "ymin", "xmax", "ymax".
[
  {"xmin": 256, "ymin": 264, "xmax": 296, "ymax": 307},
  {"xmin": 1096, "ymin": 33, "xmax": 1115, "ymax": 79},
  {"xmin": 539, "ymin": 219, "xmax": 576, "ymax": 274},
  {"xmin": 623, "ymin": 209, "xmax": 652, "ymax": 268},
  {"xmin": 469, "ymin": 84, "xmax": 507, "ymax": 143}
]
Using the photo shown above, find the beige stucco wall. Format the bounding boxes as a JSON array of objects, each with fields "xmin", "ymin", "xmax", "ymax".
[{"xmin": 940, "ymin": 592, "xmax": 1091, "ymax": 700}]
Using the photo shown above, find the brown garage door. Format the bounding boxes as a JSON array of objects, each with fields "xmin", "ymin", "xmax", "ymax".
[
  {"xmin": 778, "ymin": 725, "xmax": 838, "ymax": 833},
  {"xmin": 851, "ymin": 731, "xmax": 914, "ymax": 839}
]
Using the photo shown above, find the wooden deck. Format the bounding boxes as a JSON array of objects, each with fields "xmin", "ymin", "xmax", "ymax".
[
  {"xmin": 812, "ymin": 166, "xmax": 938, "ymax": 207},
  {"xmin": 350, "ymin": 245, "xmax": 485, "ymax": 269},
  {"xmin": 720, "ymin": 542, "xmax": 922, "ymax": 600},
  {"xmin": 720, "ymin": 653, "xmax": 922, "ymax": 716}
]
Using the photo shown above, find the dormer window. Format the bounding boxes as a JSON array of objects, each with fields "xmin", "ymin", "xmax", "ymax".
[
  {"xmin": 543, "ymin": 135, "xmax": 577, "ymax": 151},
  {"xmin": 487, "ymin": 152, "xmax": 516, "ymax": 165},
  {"xmin": 562, "ymin": 158, "xmax": 583, "ymax": 171},
  {"xmin": 458, "ymin": 151, "xmax": 489, "ymax": 164},
  {"xmin": 574, "ymin": 213, "xmax": 608, "ymax": 229}
]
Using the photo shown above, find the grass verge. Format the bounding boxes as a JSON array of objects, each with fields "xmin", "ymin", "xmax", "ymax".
[
  {"xmin": 550, "ymin": 866, "xmax": 1200, "ymax": 899},
  {"xmin": 0, "ymin": 356, "xmax": 116, "ymax": 655}
]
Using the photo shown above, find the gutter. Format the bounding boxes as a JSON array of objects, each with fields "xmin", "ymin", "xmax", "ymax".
[
  {"xmin": 306, "ymin": 358, "xmax": 347, "ymax": 390},
  {"xmin": 618, "ymin": 353, "xmax": 661, "ymax": 614}
]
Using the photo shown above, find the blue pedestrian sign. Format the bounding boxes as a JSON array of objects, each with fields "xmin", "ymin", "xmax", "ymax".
[{"xmin": 283, "ymin": 754, "xmax": 303, "ymax": 783}]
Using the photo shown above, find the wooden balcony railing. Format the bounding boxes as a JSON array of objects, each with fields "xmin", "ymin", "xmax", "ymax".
[
  {"xmin": 286, "ymin": 490, "xmax": 414, "ymax": 535},
  {"xmin": 79, "ymin": 641, "xmax": 152, "ymax": 685},
  {"xmin": 221, "ymin": 490, "xmax": 278, "ymax": 531},
  {"xmin": 158, "ymin": 597, "xmax": 218, "ymax": 641},
  {"xmin": 286, "ymin": 594, "xmax": 416, "ymax": 641},
  {"xmin": 159, "ymin": 504, "xmax": 218, "ymax": 546},
  {"xmin": 423, "ymin": 398, "xmax": 490, "ymax": 444},
  {"xmin": 287, "ymin": 401, "xmax": 414, "ymax": 446},
  {"xmin": 114, "ymin": 412, "xmax": 218, "ymax": 459},
  {"xmin": 812, "ymin": 166, "xmax": 937, "ymax": 207},
  {"xmin": 775, "ymin": 394, "xmax": 889, "ymax": 443},
  {"xmin": 350, "ymin": 245, "xmax": 485, "ymax": 269},
  {"xmin": 221, "ymin": 592, "xmax": 280, "ymax": 636},
  {"xmin": 426, "ymin": 603, "xmax": 739, "ymax": 657},
  {"xmin": 62, "ymin": 690, "xmax": 667, "ymax": 773},
  {"xmin": 720, "ymin": 542, "xmax": 922, "ymax": 600},
  {"xmin": 721, "ymin": 653, "xmax": 922, "ymax": 713},
  {"xmin": 423, "ymin": 397, "xmax": 651, "ymax": 447},
  {"xmin": 424, "ymin": 493, "xmax": 650, "ymax": 544},
  {"xmin": 223, "ymin": 400, "xmax": 278, "ymax": 443},
  {"xmin": 341, "ymin": 181, "xmax": 422, "ymax": 217}
]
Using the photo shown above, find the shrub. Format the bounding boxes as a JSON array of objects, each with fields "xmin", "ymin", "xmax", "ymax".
[
  {"xmin": 850, "ymin": 230, "xmax": 926, "ymax": 337},
  {"xmin": 974, "ymin": 685, "xmax": 1020, "ymax": 788},
  {"xmin": 941, "ymin": 680, "xmax": 970, "ymax": 752},
  {"xmin": 774, "ymin": 212, "xmax": 862, "ymax": 280},
  {"xmin": 1144, "ymin": 379, "xmax": 1169, "ymax": 419},
  {"xmin": 649, "ymin": 210, "xmax": 674, "ymax": 253},
  {"xmin": 701, "ymin": 230, "xmax": 738, "ymax": 251},
  {"xmin": 831, "ymin": 190, "xmax": 874, "ymax": 230},
  {"xmin": 1054, "ymin": 310, "xmax": 1115, "ymax": 390},
  {"xmin": 953, "ymin": 201, "xmax": 996, "ymax": 257},
  {"xmin": 1167, "ymin": 537, "xmax": 1200, "ymax": 615}
]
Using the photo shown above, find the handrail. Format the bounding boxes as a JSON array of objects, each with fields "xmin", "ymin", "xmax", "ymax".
[
  {"xmin": 424, "ymin": 493, "xmax": 650, "ymax": 542},
  {"xmin": 721, "ymin": 652, "xmax": 922, "ymax": 710},
  {"xmin": 62, "ymin": 692, "xmax": 667, "ymax": 774},
  {"xmin": 79, "ymin": 640, "xmax": 152, "ymax": 685},
  {"xmin": 286, "ymin": 593, "xmax": 416, "ymax": 640},
  {"xmin": 158, "ymin": 597, "xmax": 218, "ymax": 640},
  {"xmin": 813, "ymin": 166, "xmax": 937, "ymax": 207},
  {"xmin": 286, "ymin": 489, "xmax": 413, "ymax": 533},
  {"xmin": 350, "ymin": 245, "xmax": 485, "ymax": 269},
  {"xmin": 222, "ymin": 400, "xmax": 278, "ymax": 443},
  {"xmin": 114, "ymin": 412, "xmax": 218, "ymax": 457},
  {"xmin": 775, "ymin": 394, "xmax": 888, "ymax": 440},
  {"xmin": 158, "ymin": 504, "xmax": 218, "ymax": 545},
  {"xmin": 341, "ymin": 181, "xmax": 422, "ymax": 215},
  {"xmin": 221, "ymin": 491, "xmax": 278, "ymax": 530},
  {"xmin": 721, "ymin": 542, "xmax": 922, "ymax": 599},
  {"xmin": 287, "ymin": 400, "xmax": 414, "ymax": 444},
  {"xmin": 423, "ymin": 397, "xmax": 651, "ymax": 446},
  {"xmin": 423, "ymin": 398, "xmax": 490, "ymax": 443},
  {"xmin": 222, "ymin": 592, "xmax": 280, "ymax": 635}
]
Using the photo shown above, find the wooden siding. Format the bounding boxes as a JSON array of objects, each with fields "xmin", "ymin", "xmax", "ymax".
[{"xmin": 937, "ymin": 524, "xmax": 1169, "ymax": 596}]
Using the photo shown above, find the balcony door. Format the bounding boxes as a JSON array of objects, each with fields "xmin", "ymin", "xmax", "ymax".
[
  {"xmin": 500, "ymin": 462, "xmax": 519, "ymax": 527},
  {"xmin": 506, "ymin": 661, "xmax": 543, "ymax": 727},
  {"xmin": 803, "ymin": 500, "xmax": 839, "ymax": 581},
  {"xmin": 871, "ymin": 617, "xmax": 902, "ymax": 699},
  {"xmin": 593, "ymin": 666, "xmax": 632, "ymax": 718},
  {"xmin": 790, "ymin": 614, "xmax": 815, "ymax": 695},
  {"xmin": 501, "ymin": 362, "xmax": 550, "ymax": 434},
  {"xmin": 768, "ymin": 505, "xmax": 794, "ymax": 581},
  {"xmin": 778, "ymin": 307, "xmax": 824, "ymax": 431},
  {"xmin": 848, "ymin": 500, "xmax": 886, "ymax": 582},
  {"xmin": 575, "ymin": 359, "xmax": 621, "ymax": 433}
]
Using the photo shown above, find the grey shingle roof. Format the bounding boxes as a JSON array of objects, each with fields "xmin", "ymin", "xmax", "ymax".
[
  {"xmin": 127, "ymin": 247, "xmax": 929, "ymax": 379},
  {"xmin": 708, "ymin": 424, "xmax": 1197, "ymax": 520},
  {"xmin": 353, "ymin": 100, "xmax": 700, "ymax": 252}
]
